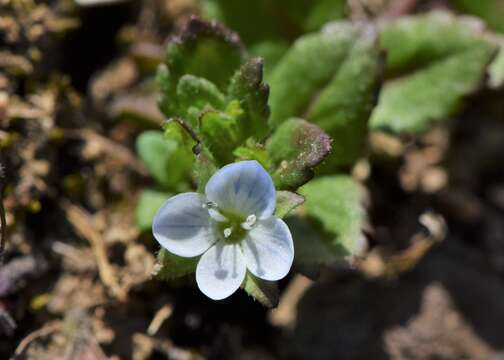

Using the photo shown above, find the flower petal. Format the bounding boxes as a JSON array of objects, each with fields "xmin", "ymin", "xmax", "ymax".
[
  {"xmin": 196, "ymin": 241, "xmax": 247, "ymax": 300},
  {"xmin": 205, "ymin": 160, "xmax": 276, "ymax": 219},
  {"xmin": 152, "ymin": 192, "xmax": 216, "ymax": 257},
  {"xmin": 241, "ymin": 217, "xmax": 294, "ymax": 281}
]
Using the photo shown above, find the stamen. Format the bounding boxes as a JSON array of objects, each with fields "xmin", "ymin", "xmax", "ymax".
[
  {"xmin": 223, "ymin": 227, "xmax": 232, "ymax": 238},
  {"xmin": 241, "ymin": 214, "xmax": 257, "ymax": 230}
]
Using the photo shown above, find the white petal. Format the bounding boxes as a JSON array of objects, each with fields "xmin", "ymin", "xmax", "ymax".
[
  {"xmin": 241, "ymin": 217, "xmax": 294, "ymax": 281},
  {"xmin": 196, "ymin": 241, "xmax": 247, "ymax": 300},
  {"xmin": 205, "ymin": 160, "xmax": 276, "ymax": 219},
  {"xmin": 152, "ymin": 193, "xmax": 216, "ymax": 257},
  {"xmin": 208, "ymin": 208, "xmax": 227, "ymax": 222}
]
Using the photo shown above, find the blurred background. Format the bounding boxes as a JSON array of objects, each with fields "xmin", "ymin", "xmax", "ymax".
[{"xmin": 2, "ymin": 0, "xmax": 504, "ymax": 359}]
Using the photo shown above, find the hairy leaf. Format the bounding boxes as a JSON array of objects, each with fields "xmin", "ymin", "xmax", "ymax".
[
  {"xmin": 268, "ymin": 22, "xmax": 382, "ymax": 169},
  {"xmin": 228, "ymin": 57, "xmax": 270, "ymax": 140},
  {"xmin": 193, "ymin": 150, "xmax": 218, "ymax": 193},
  {"xmin": 241, "ymin": 272, "xmax": 279, "ymax": 308},
  {"xmin": 298, "ymin": 175, "xmax": 367, "ymax": 260},
  {"xmin": 158, "ymin": 17, "xmax": 245, "ymax": 121},
  {"xmin": 233, "ymin": 140, "xmax": 270, "ymax": 169},
  {"xmin": 268, "ymin": 118, "xmax": 331, "ymax": 190},
  {"xmin": 275, "ymin": 191, "xmax": 304, "ymax": 219},
  {"xmin": 302, "ymin": 0, "xmax": 346, "ymax": 33},
  {"xmin": 165, "ymin": 16, "xmax": 245, "ymax": 91},
  {"xmin": 154, "ymin": 249, "xmax": 199, "ymax": 280},
  {"xmin": 136, "ymin": 130, "xmax": 192, "ymax": 190},
  {"xmin": 286, "ymin": 216, "xmax": 342, "ymax": 278},
  {"xmin": 371, "ymin": 12, "xmax": 497, "ymax": 132},
  {"xmin": 157, "ymin": 64, "xmax": 177, "ymax": 118},
  {"xmin": 489, "ymin": 43, "xmax": 504, "ymax": 88},
  {"xmin": 199, "ymin": 110, "xmax": 241, "ymax": 164},
  {"xmin": 203, "ymin": 0, "xmax": 345, "ymax": 45},
  {"xmin": 450, "ymin": 0, "xmax": 504, "ymax": 33},
  {"xmin": 176, "ymin": 74, "xmax": 226, "ymax": 125}
]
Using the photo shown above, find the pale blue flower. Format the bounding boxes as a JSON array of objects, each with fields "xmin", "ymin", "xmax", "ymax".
[{"xmin": 152, "ymin": 160, "xmax": 294, "ymax": 300}]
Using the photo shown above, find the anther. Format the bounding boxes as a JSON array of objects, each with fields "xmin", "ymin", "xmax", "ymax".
[
  {"xmin": 241, "ymin": 214, "xmax": 257, "ymax": 230},
  {"xmin": 223, "ymin": 228, "xmax": 232, "ymax": 238}
]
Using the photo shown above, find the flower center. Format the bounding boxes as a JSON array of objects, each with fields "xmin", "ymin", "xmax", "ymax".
[{"xmin": 203, "ymin": 202, "xmax": 257, "ymax": 244}]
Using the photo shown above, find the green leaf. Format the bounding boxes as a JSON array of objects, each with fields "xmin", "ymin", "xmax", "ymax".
[
  {"xmin": 268, "ymin": 22, "xmax": 382, "ymax": 169},
  {"xmin": 489, "ymin": 42, "xmax": 504, "ymax": 88},
  {"xmin": 199, "ymin": 110, "xmax": 241, "ymax": 164},
  {"xmin": 158, "ymin": 18, "xmax": 246, "ymax": 122},
  {"xmin": 302, "ymin": 0, "xmax": 346, "ymax": 33},
  {"xmin": 202, "ymin": 0, "xmax": 309, "ymax": 44},
  {"xmin": 176, "ymin": 74, "xmax": 226, "ymax": 120},
  {"xmin": 157, "ymin": 64, "xmax": 177, "ymax": 118},
  {"xmin": 202, "ymin": 0, "xmax": 345, "ymax": 45},
  {"xmin": 275, "ymin": 191, "xmax": 304, "ymax": 219},
  {"xmin": 241, "ymin": 272, "xmax": 279, "ymax": 308},
  {"xmin": 228, "ymin": 57, "xmax": 270, "ymax": 140},
  {"xmin": 268, "ymin": 118, "xmax": 332, "ymax": 190},
  {"xmin": 135, "ymin": 189, "xmax": 171, "ymax": 232},
  {"xmin": 175, "ymin": 74, "xmax": 226, "ymax": 127},
  {"xmin": 233, "ymin": 139, "xmax": 270, "ymax": 169},
  {"xmin": 298, "ymin": 175, "xmax": 367, "ymax": 260},
  {"xmin": 286, "ymin": 216, "xmax": 342, "ymax": 278},
  {"xmin": 154, "ymin": 248, "xmax": 199, "ymax": 280},
  {"xmin": 163, "ymin": 118, "xmax": 197, "ymax": 151},
  {"xmin": 165, "ymin": 17, "xmax": 245, "ymax": 91},
  {"xmin": 370, "ymin": 12, "xmax": 497, "ymax": 133},
  {"xmin": 193, "ymin": 150, "xmax": 218, "ymax": 192},
  {"xmin": 250, "ymin": 41, "xmax": 290, "ymax": 78},
  {"xmin": 136, "ymin": 130, "xmax": 193, "ymax": 190},
  {"xmin": 450, "ymin": 0, "xmax": 504, "ymax": 34}
]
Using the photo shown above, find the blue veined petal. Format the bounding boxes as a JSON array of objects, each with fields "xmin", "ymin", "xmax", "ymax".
[
  {"xmin": 241, "ymin": 217, "xmax": 294, "ymax": 281},
  {"xmin": 152, "ymin": 193, "xmax": 216, "ymax": 257},
  {"xmin": 196, "ymin": 241, "xmax": 247, "ymax": 300},
  {"xmin": 205, "ymin": 160, "xmax": 276, "ymax": 219}
]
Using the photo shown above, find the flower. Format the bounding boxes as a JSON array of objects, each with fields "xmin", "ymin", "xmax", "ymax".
[{"xmin": 152, "ymin": 160, "xmax": 294, "ymax": 300}]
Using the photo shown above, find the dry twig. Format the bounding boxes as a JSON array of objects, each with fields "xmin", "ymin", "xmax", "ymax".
[
  {"xmin": 62, "ymin": 200, "xmax": 127, "ymax": 302},
  {"xmin": 147, "ymin": 304, "xmax": 173, "ymax": 336},
  {"xmin": 358, "ymin": 211, "xmax": 447, "ymax": 278},
  {"xmin": 268, "ymin": 275, "xmax": 313, "ymax": 328},
  {"xmin": 12, "ymin": 320, "xmax": 63, "ymax": 358}
]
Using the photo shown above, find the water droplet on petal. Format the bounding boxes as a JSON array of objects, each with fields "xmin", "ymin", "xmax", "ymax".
[{"xmin": 202, "ymin": 201, "xmax": 218, "ymax": 209}]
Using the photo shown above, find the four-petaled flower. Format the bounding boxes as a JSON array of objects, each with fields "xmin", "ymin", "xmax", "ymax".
[{"xmin": 152, "ymin": 160, "xmax": 294, "ymax": 300}]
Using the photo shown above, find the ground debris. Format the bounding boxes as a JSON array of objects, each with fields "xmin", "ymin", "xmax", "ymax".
[
  {"xmin": 0, "ymin": 255, "xmax": 47, "ymax": 297},
  {"xmin": 62, "ymin": 201, "xmax": 127, "ymax": 302},
  {"xmin": 359, "ymin": 211, "xmax": 446, "ymax": 279},
  {"xmin": 12, "ymin": 309, "xmax": 108, "ymax": 360},
  {"xmin": 48, "ymin": 275, "xmax": 107, "ymax": 315},
  {"xmin": 292, "ymin": 247, "xmax": 504, "ymax": 360}
]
